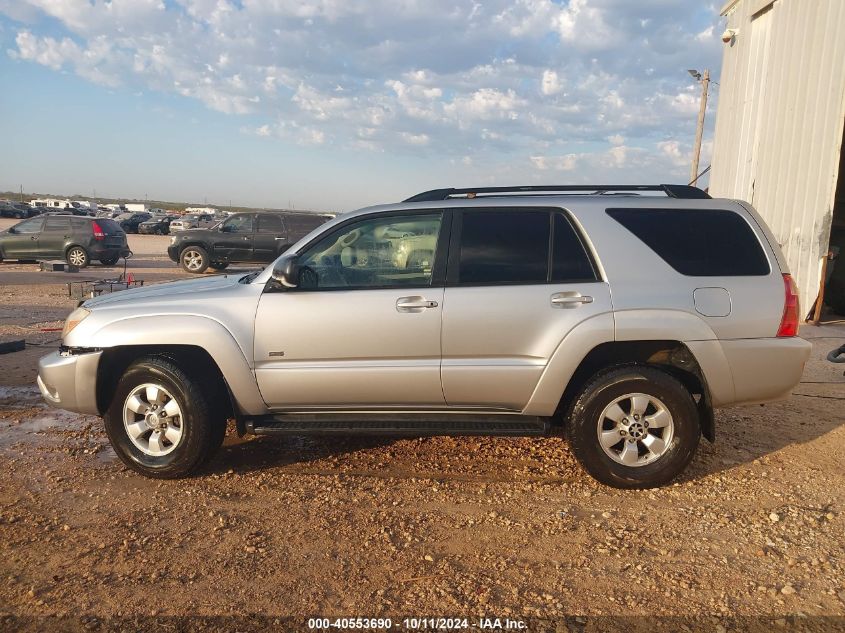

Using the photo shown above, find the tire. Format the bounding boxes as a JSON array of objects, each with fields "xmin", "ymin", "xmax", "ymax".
[
  {"xmin": 103, "ymin": 356, "xmax": 227, "ymax": 479},
  {"xmin": 209, "ymin": 262, "xmax": 229, "ymax": 271},
  {"xmin": 180, "ymin": 245, "xmax": 209, "ymax": 273},
  {"xmin": 100, "ymin": 256, "xmax": 119, "ymax": 266},
  {"xmin": 565, "ymin": 365, "xmax": 700, "ymax": 489},
  {"xmin": 66, "ymin": 246, "xmax": 89, "ymax": 268}
]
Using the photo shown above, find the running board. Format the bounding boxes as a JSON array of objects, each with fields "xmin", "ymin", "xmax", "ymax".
[{"xmin": 244, "ymin": 413, "xmax": 550, "ymax": 437}]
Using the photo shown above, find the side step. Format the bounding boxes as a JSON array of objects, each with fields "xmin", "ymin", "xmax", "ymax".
[{"xmin": 244, "ymin": 413, "xmax": 550, "ymax": 437}]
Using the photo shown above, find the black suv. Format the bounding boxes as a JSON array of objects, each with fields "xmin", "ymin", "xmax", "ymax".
[
  {"xmin": 117, "ymin": 212, "xmax": 152, "ymax": 234},
  {"xmin": 168, "ymin": 211, "xmax": 331, "ymax": 273},
  {"xmin": 0, "ymin": 215, "xmax": 130, "ymax": 267}
]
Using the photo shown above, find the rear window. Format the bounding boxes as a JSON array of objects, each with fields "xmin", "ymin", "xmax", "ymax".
[
  {"xmin": 606, "ymin": 208, "xmax": 770, "ymax": 276},
  {"xmin": 96, "ymin": 219, "xmax": 123, "ymax": 234}
]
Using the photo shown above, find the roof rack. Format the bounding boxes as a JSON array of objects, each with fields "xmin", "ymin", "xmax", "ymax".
[{"xmin": 402, "ymin": 184, "xmax": 711, "ymax": 203}]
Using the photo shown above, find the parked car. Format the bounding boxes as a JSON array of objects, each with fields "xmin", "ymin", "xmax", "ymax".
[
  {"xmin": 36, "ymin": 184, "xmax": 811, "ymax": 486},
  {"xmin": 138, "ymin": 215, "xmax": 178, "ymax": 235},
  {"xmin": 0, "ymin": 214, "xmax": 130, "ymax": 267},
  {"xmin": 167, "ymin": 211, "xmax": 330, "ymax": 273},
  {"xmin": 169, "ymin": 213, "xmax": 215, "ymax": 232},
  {"xmin": 0, "ymin": 201, "xmax": 35, "ymax": 219},
  {"xmin": 117, "ymin": 212, "xmax": 152, "ymax": 234}
]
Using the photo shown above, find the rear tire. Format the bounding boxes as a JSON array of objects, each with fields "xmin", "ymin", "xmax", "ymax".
[
  {"xmin": 66, "ymin": 246, "xmax": 89, "ymax": 268},
  {"xmin": 180, "ymin": 245, "xmax": 209, "ymax": 273},
  {"xmin": 103, "ymin": 356, "xmax": 227, "ymax": 479},
  {"xmin": 565, "ymin": 365, "xmax": 700, "ymax": 489}
]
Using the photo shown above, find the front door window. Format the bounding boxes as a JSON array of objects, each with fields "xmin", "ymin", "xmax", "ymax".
[{"xmin": 298, "ymin": 213, "xmax": 442, "ymax": 289}]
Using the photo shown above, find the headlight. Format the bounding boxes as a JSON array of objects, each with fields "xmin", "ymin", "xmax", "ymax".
[{"xmin": 62, "ymin": 307, "xmax": 91, "ymax": 338}]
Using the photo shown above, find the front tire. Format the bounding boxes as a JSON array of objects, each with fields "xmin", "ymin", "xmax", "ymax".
[
  {"xmin": 66, "ymin": 246, "xmax": 89, "ymax": 268},
  {"xmin": 180, "ymin": 245, "xmax": 209, "ymax": 273},
  {"xmin": 103, "ymin": 356, "xmax": 226, "ymax": 478},
  {"xmin": 565, "ymin": 366, "xmax": 700, "ymax": 489}
]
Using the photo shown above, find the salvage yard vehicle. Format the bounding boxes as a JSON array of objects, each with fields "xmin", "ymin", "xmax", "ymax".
[
  {"xmin": 167, "ymin": 211, "xmax": 330, "ymax": 273},
  {"xmin": 168, "ymin": 213, "xmax": 214, "ymax": 232},
  {"xmin": 117, "ymin": 212, "xmax": 152, "ymax": 234},
  {"xmin": 37, "ymin": 184, "xmax": 811, "ymax": 488},
  {"xmin": 0, "ymin": 214, "xmax": 130, "ymax": 267},
  {"xmin": 138, "ymin": 214, "xmax": 178, "ymax": 235}
]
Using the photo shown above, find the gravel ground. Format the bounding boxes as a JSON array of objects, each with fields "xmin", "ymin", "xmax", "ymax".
[{"xmin": 0, "ymin": 222, "xmax": 844, "ymax": 629}]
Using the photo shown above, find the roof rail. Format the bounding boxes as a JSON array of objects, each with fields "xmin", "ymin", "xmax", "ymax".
[{"xmin": 402, "ymin": 184, "xmax": 711, "ymax": 203}]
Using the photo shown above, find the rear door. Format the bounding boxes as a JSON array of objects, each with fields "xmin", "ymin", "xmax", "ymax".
[
  {"xmin": 38, "ymin": 215, "xmax": 73, "ymax": 258},
  {"xmin": 441, "ymin": 208, "xmax": 612, "ymax": 410},
  {"xmin": 1, "ymin": 217, "xmax": 44, "ymax": 258},
  {"xmin": 253, "ymin": 214, "xmax": 286, "ymax": 261}
]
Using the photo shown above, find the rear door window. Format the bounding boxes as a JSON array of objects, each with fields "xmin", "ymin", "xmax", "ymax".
[
  {"xmin": 96, "ymin": 219, "xmax": 123, "ymax": 234},
  {"xmin": 606, "ymin": 208, "xmax": 770, "ymax": 276},
  {"xmin": 257, "ymin": 214, "xmax": 284, "ymax": 233},
  {"xmin": 457, "ymin": 211, "xmax": 549, "ymax": 284},
  {"xmin": 44, "ymin": 216, "xmax": 71, "ymax": 232}
]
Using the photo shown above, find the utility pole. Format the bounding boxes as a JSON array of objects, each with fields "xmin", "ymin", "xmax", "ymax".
[{"xmin": 689, "ymin": 68, "xmax": 710, "ymax": 186}]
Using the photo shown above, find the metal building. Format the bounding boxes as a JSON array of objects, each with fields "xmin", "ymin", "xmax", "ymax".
[{"xmin": 709, "ymin": 0, "xmax": 845, "ymax": 315}]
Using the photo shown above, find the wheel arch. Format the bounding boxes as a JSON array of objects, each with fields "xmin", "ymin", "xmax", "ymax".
[
  {"xmin": 550, "ymin": 340, "xmax": 715, "ymax": 442},
  {"xmin": 88, "ymin": 315, "xmax": 268, "ymax": 418}
]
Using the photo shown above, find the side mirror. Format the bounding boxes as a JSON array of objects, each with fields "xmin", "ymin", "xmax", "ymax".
[{"xmin": 272, "ymin": 254, "xmax": 300, "ymax": 288}]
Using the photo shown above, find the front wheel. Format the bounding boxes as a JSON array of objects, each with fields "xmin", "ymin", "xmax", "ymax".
[
  {"xmin": 180, "ymin": 245, "xmax": 209, "ymax": 273},
  {"xmin": 565, "ymin": 366, "xmax": 700, "ymax": 489},
  {"xmin": 66, "ymin": 246, "xmax": 89, "ymax": 268},
  {"xmin": 103, "ymin": 356, "xmax": 227, "ymax": 478}
]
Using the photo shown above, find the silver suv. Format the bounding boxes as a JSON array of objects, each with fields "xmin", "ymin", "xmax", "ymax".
[{"xmin": 36, "ymin": 185, "xmax": 811, "ymax": 488}]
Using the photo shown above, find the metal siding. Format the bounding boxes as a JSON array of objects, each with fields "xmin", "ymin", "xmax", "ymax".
[{"xmin": 710, "ymin": 0, "xmax": 845, "ymax": 311}]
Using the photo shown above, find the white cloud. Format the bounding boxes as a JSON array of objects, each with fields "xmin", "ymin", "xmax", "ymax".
[
  {"xmin": 541, "ymin": 69, "xmax": 562, "ymax": 96},
  {"xmin": 2, "ymin": 0, "xmax": 723, "ymax": 170}
]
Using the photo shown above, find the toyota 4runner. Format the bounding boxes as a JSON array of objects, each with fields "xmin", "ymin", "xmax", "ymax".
[{"xmin": 37, "ymin": 185, "xmax": 812, "ymax": 488}]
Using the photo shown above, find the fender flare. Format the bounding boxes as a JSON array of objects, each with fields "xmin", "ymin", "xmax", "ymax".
[{"xmin": 91, "ymin": 314, "xmax": 268, "ymax": 415}]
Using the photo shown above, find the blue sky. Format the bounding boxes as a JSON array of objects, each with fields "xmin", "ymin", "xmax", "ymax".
[{"xmin": 0, "ymin": 1, "xmax": 724, "ymax": 212}]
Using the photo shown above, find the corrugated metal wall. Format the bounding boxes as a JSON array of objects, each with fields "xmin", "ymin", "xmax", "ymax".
[{"xmin": 709, "ymin": 0, "xmax": 845, "ymax": 313}]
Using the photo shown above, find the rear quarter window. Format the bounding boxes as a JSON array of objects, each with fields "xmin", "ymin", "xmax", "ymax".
[
  {"xmin": 606, "ymin": 208, "xmax": 770, "ymax": 276},
  {"xmin": 96, "ymin": 219, "xmax": 123, "ymax": 233}
]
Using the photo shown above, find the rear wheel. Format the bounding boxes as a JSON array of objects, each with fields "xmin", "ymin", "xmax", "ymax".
[
  {"xmin": 103, "ymin": 356, "xmax": 227, "ymax": 478},
  {"xmin": 66, "ymin": 246, "xmax": 89, "ymax": 268},
  {"xmin": 180, "ymin": 246, "xmax": 209, "ymax": 273},
  {"xmin": 565, "ymin": 366, "xmax": 700, "ymax": 489}
]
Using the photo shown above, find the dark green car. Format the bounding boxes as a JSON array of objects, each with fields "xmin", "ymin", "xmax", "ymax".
[{"xmin": 0, "ymin": 215, "xmax": 130, "ymax": 268}]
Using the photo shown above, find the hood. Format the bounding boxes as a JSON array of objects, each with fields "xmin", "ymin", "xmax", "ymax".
[{"xmin": 84, "ymin": 273, "xmax": 243, "ymax": 308}]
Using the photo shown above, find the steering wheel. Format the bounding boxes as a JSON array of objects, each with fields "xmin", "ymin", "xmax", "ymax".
[{"xmin": 299, "ymin": 266, "xmax": 319, "ymax": 289}]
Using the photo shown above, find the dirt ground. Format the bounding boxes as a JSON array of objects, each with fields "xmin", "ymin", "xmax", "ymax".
[{"xmin": 1, "ymin": 218, "xmax": 844, "ymax": 630}]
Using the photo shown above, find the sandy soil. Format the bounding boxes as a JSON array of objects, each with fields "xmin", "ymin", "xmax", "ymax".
[{"xmin": 0, "ymin": 225, "xmax": 844, "ymax": 630}]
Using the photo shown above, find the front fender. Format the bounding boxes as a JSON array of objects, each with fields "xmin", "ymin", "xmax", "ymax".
[{"xmin": 89, "ymin": 315, "xmax": 268, "ymax": 415}]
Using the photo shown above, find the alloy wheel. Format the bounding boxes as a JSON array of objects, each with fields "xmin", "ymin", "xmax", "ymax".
[
  {"xmin": 122, "ymin": 383, "xmax": 184, "ymax": 456},
  {"xmin": 597, "ymin": 392, "xmax": 675, "ymax": 467}
]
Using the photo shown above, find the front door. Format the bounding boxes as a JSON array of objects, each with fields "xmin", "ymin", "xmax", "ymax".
[
  {"xmin": 254, "ymin": 211, "xmax": 447, "ymax": 408},
  {"xmin": 38, "ymin": 215, "xmax": 72, "ymax": 258},
  {"xmin": 2, "ymin": 217, "xmax": 44, "ymax": 259},
  {"xmin": 212, "ymin": 214, "xmax": 254, "ymax": 262},
  {"xmin": 441, "ymin": 208, "xmax": 612, "ymax": 410}
]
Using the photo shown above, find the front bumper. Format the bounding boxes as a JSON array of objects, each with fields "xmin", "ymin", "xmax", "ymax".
[
  {"xmin": 167, "ymin": 244, "xmax": 180, "ymax": 262},
  {"xmin": 37, "ymin": 349, "xmax": 102, "ymax": 415}
]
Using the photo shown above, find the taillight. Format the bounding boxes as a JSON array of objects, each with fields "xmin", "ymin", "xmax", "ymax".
[
  {"xmin": 777, "ymin": 273, "xmax": 800, "ymax": 337},
  {"xmin": 92, "ymin": 221, "xmax": 105, "ymax": 241}
]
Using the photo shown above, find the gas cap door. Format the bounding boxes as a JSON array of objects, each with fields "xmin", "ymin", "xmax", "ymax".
[{"xmin": 694, "ymin": 287, "xmax": 731, "ymax": 317}]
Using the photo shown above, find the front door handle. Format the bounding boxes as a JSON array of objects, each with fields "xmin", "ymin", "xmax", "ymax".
[
  {"xmin": 396, "ymin": 296, "xmax": 439, "ymax": 312},
  {"xmin": 551, "ymin": 292, "xmax": 593, "ymax": 308}
]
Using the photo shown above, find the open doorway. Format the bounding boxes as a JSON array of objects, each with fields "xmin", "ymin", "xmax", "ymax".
[{"xmin": 820, "ymin": 122, "xmax": 845, "ymax": 319}]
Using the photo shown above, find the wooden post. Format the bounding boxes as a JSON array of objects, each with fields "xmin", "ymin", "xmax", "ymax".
[
  {"xmin": 690, "ymin": 69, "xmax": 710, "ymax": 186},
  {"xmin": 811, "ymin": 250, "xmax": 831, "ymax": 325}
]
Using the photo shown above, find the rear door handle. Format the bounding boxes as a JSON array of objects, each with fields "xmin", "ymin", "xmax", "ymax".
[
  {"xmin": 551, "ymin": 292, "xmax": 593, "ymax": 308},
  {"xmin": 396, "ymin": 296, "xmax": 439, "ymax": 312}
]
